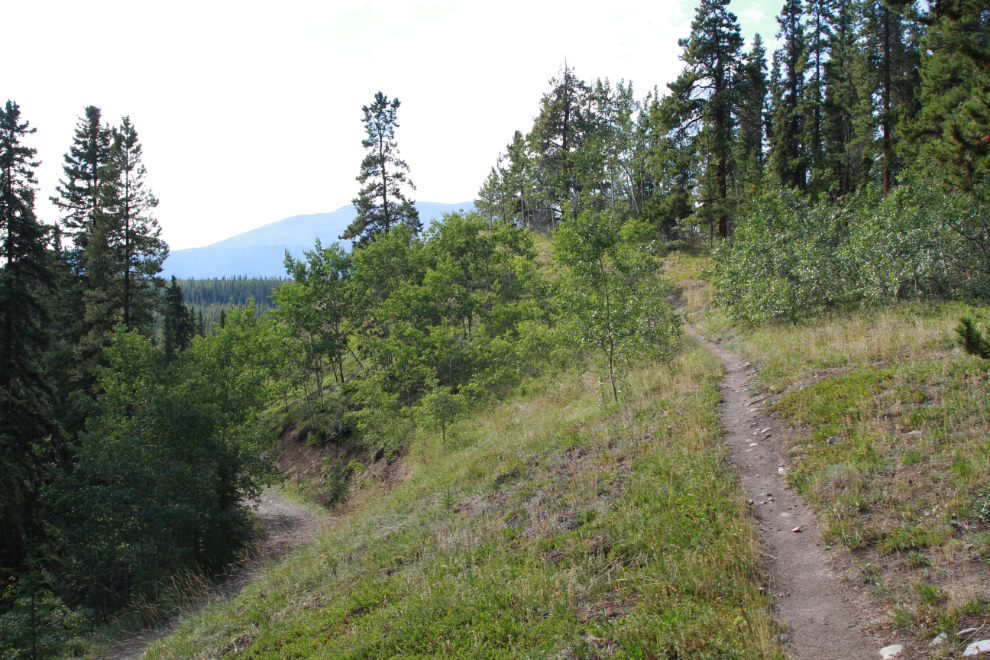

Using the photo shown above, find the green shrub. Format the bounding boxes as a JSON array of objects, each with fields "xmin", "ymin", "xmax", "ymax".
[{"xmin": 708, "ymin": 180, "xmax": 988, "ymax": 323}]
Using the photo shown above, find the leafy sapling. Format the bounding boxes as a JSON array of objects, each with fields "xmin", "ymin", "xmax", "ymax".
[
  {"xmin": 554, "ymin": 210, "xmax": 680, "ymax": 402},
  {"xmin": 414, "ymin": 379, "xmax": 465, "ymax": 448}
]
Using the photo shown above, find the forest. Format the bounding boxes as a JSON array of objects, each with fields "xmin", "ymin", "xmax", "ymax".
[
  {"xmin": 169, "ymin": 277, "xmax": 285, "ymax": 334},
  {"xmin": 1, "ymin": 0, "xmax": 988, "ymax": 656}
]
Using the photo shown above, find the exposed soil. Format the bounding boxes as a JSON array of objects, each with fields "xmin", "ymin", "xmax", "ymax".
[
  {"xmin": 106, "ymin": 492, "xmax": 317, "ymax": 660},
  {"xmin": 691, "ymin": 328, "xmax": 883, "ymax": 659}
]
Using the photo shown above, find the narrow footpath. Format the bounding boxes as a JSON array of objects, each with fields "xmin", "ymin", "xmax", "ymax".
[
  {"xmin": 690, "ymin": 329, "xmax": 877, "ymax": 660},
  {"xmin": 110, "ymin": 492, "xmax": 317, "ymax": 660}
]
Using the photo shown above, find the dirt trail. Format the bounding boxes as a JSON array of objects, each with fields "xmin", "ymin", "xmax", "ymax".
[
  {"xmin": 690, "ymin": 329, "xmax": 877, "ymax": 660},
  {"xmin": 108, "ymin": 492, "xmax": 317, "ymax": 659}
]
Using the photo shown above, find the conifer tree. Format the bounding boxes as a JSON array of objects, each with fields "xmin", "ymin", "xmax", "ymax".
[
  {"xmin": 341, "ymin": 92, "xmax": 420, "ymax": 246},
  {"xmin": 530, "ymin": 63, "xmax": 592, "ymax": 224},
  {"xmin": 901, "ymin": 0, "xmax": 990, "ymax": 198},
  {"xmin": 852, "ymin": 1, "xmax": 923, "ymax": 193},
  {"xmin": 97, "ymin": 117, "xmax": 168, "ymax": 332},
  {"xmin": 47, "ymin": 107, "xmax": 113, "ymax": 423},
  {"xmin": 768, "ymin": 0, "xmax": 808, "ymax": 190},
  {"xmin": 51, "ymin": 106, "xmax": 111, "ymax": 255},
  {"xmin": 822, "ymin": 0, "xmax": 861, "ymax": 196},
  {"xmin": 161, "ymin": 276, "xmax": 194, "ymax": 363},
  {"xmin": 669, "ymin": 0, "xmax": 744, "ymax": 238},
  {"xmin": 504, "ymin": 131, "xmax": 533, "ymax": 227},
  {"xmin": 0, "ymin": 101, "xmax": 54, "ymax": 575},
  {"xmin": 804, "ymin": 0, "xmax": 833, "ymax": 197},
  {"xmin": 735, "ymin": 34, "xmax": 769, "ymax": 204}
]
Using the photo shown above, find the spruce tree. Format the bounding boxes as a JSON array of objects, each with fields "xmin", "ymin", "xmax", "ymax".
[
  {"xmin": 851, "ymin": 1, "xmax": 923, "ymax": 193},
  {"xmin": 822, "ymin": 0, "xmax": 861, "ymax": 196},
  {"xmin": 341, "ymin": 92, "xmax": 420, "ymax": 246},
  {"xmin": 804, "ymin": 0, "xmax": 833, "ymax": 197},
  {"xmin": 901, "ymin": 0, "xmax": 990, "ymax": 198},
  {"xmin": 51, "ymin": 106, "xmax": 111, "ymax": 255},
  {"xmin": 47, "ymin": 106, "xmax": 113, "ymax": 428},
  {"xmin": 161, "ymin": 276, "xmax": 194, "ymax": 363},
  {"xmin": 768, "ymin": 0, "xmax": 808, "ymax": 190},
  {"xmin": 0, "ymin": 101, "xmax": 54, "ymax": 574},
  {"xmin": 669, "ymin": 0, "xmax": 744, "ymax": 238},
  {"xmin": 735, "ymin": 34, "xmax": 769, "ymax": 205},
  {"xmin": 98, "ymin": 117, "xmax": 168, "ymax": 332}
]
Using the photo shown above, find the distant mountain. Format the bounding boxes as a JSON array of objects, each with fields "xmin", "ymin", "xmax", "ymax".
[{"xmin": 162, "ymin": 201, "xmax": 476, "ymax": 279}]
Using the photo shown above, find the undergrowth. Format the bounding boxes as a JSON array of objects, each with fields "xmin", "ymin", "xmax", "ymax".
[{"xmin": 144, "ymin": 343, "xmax": 783, "ymax": 659}]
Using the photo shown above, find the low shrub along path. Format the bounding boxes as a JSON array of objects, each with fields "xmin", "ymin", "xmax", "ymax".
[{"xmin": 691, "ymin": 329, "xmax": 875, "ymax": 660}]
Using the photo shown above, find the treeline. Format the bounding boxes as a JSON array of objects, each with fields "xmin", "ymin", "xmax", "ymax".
[
  {"xmin": 0, "ymin": 103, "xmax": 275, "ymax": 656},
  {"xmin": 172, "ymin": 276, "xmax": 285, "ymax": 333},
  {"xmin": 178, "ymin": 276, "xmax": 286, "ymax": 310},
  {"xmin": 478, "ymin": 0, "xmax": 989, "ymax": 246}
]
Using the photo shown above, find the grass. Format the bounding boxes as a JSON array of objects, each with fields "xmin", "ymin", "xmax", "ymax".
[
  {"xmin": 666, "ymin": 254, "xmax": 990, "ymax": 645},
  {"xmin": 143, "ymin": 342, "xmax": 783, "ymax": 659}
]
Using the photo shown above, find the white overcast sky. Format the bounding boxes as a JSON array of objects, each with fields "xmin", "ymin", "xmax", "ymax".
[{"xmin": 8, "ymin": 0, "xmax": 779, "ymax": 250}]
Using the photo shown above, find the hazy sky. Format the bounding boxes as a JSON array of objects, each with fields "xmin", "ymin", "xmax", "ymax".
[{"xmin": 8, "ymin": 0, "xmax": 779, "ymax": 250}]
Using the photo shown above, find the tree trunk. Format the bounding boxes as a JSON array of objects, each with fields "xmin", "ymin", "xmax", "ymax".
[{"xmin": 883, "ymin": 6, "xmax": 892, "ymax": 196}]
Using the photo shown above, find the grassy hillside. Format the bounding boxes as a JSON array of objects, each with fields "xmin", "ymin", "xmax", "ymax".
[
  {"xmin": 144, "ymin": 341, "xmax": 783, "ymax": 658},
  {"xmin": 674, "ymin": 255, "xmax": 990, "ymax": 649}
]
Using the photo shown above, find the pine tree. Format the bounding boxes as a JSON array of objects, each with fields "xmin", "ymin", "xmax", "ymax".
[
  {"xmin": 504, "ymin": 131, "xmax": 534, "ymax": 227},
  {"xmin": 669, "ymin": 0, "xmax": 744, "ymax": 238},
  {"xmin": 638, "ymin": 91, "xmax": 698, "ymax": 238},
  {"xmin": 530, "ymin": 63, "xmax": 592, "ymax": 224},
  {"xmin": 0, "ymin": 101, "xmax": 54, "ymax": 574},
  {"xmin": 341, "ymin": 92, "xmax": 420, "ymax": 246},
  {"xmin": 768, "ymin": 0, "xmax": 808, "ymax": 190}
]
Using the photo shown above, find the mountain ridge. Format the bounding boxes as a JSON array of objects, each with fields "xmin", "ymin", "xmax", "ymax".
[{"xmin": 162, "ymin": 201, "xmax": 476, "ymax": 279}]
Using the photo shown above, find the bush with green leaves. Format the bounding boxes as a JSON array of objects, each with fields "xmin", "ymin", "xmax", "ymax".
[
  {"xmin": 44, "ymin": 312, "xmax": 279, "ymax": 615},
  {"xmin": 709, "ymin": 179, "xmax": 986, "ymax": 323},
  {"xmin": 272, "ymin": 212, "xmax": 559, "ymax": 454}
]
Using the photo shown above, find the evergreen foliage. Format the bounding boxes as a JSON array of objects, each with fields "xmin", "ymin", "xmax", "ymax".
[
  {"xmin": 162, "ymin": 276, "xmax": 195, "ymax": 362},
  {"xmin": 100, "ymin": 117, "xmax": 168, "ymax": 332},
  {"xmin": 51, "ymin": 106, "xmax": 111, "ymax": 255},
  {"xmin": 6, "ymin": 0, "xmax": 990, "ymax": 649},
  {"xmin": 341, "ymin": 92, "xmax": 420, "ymax": 245},
  {"xmin": 956, "ymin": 316, "xmax": 990, "ymax": 359},
  {"xmin": 0, "ymin": 100, "xmax": 54, "ymax": 581}
]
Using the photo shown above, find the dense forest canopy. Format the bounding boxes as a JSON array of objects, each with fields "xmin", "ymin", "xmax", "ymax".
[{"xmin": 2, "ymin": 0, "xmax": 989, "ymax": 655}]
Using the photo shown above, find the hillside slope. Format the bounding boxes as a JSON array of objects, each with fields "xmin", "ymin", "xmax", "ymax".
[
  {"xmin": 162, "ymin": 202, "xmax": 475, "ymax": 279},
  {"xmin": 143, "ymin": 343, "xmax": 782, "ymax": 658}
]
